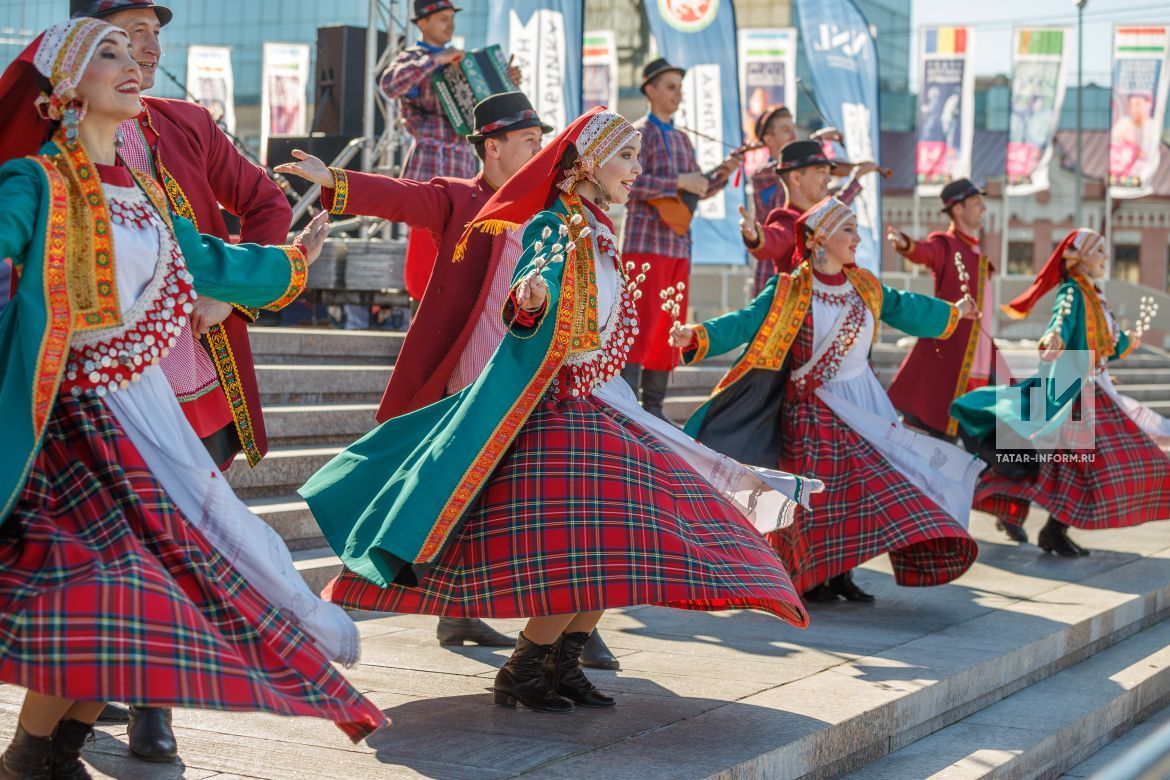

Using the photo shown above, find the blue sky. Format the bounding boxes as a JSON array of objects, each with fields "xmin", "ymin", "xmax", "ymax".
[{"xmin": 910, "ymin": 0, "xmax": 1170, "ymax": 86}]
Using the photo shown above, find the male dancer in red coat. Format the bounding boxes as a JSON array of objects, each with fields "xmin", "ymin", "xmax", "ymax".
[
  {"xmin": 739, "ymin": 140, "xmax": 879, "ymax": 283},
  {"xmin": 276, "ymin": 93, "xmax": 622, "ymax": 671},
  {"xmin": 886, "ymin": 178, "xmax": 1006, "ymax": 441},
  {"xmin": 73, "ymin": 0, "xmax": 295, "ymax": 762}
]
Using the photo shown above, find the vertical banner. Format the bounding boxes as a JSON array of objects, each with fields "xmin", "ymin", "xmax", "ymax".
[
  {"xmin": 645, "ymin": 0, "xmax": 746, "ymax": 266},
  {"xmin": 259, "ymin": 42, "xmax": 309, "ymax": 164},
  {"xmin": 488, "ymin": 0, "xmax": 583, "ymax": 135},
  {"xmin": 1006, "ymin": 28, "xmax": 1070, "ymax": 196},
  {"xmin": 186, "ymin": 46, "xmax": 236, "ymax": 135},
  {"xmin": 1109, "ymin": 25, "xmax": 1170, "ymax": 199},
  {"xmin": 737, "ymin": 27, "xmax": 797, "ymax": 176},
  {"xmin": 795, "ymin": 0, "xmax": 882, "ymax": 274},
  {"xmin": 582, "ymin": 30, "xmax": 619, "ymax": 112},
  {"xmin": 915, "ymin": 26, "xmax": 975, "ymax": 195}
]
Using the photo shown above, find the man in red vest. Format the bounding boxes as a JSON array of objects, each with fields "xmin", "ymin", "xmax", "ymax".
[{"xmin": 73, "ymin": 0, "xmax": 293, "ymax": 762}]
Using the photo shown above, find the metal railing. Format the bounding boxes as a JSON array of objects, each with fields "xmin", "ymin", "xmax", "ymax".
[{"xmin": 1090, "ymin": 718, "xmax": 1170, "ymax": 780}]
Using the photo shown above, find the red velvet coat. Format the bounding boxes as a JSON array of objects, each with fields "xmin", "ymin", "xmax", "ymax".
[
  {"xmin": 133, "ymin": 98, "xmax": 292, "ymax": 467},
  {"xmin": 745, "ymin": 204, "xmax": 803, "ymax": 276},
  {"xmin": 887, "ymin": 229, "xmax": 1004, "ymax": 438},
  {"xmin": 321, "ymin": 169, "xmax": 504, "ymax": 422}
]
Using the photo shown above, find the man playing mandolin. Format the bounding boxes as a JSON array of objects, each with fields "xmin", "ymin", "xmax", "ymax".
[{"xmin": 622, "ymin": 57, "xmax": 742, "ymax": 420}]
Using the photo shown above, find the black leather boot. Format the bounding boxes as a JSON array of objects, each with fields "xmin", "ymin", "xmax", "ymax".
[
  {"xmin": 0, "ymin": 724, "xmax": 52, "ymax": 779},
  {"xmin": 436, "ymin": 617, "xmax": 515, "ymax": 647},
  {"xmin": 579, "ymin": 630, "xmax": 620, "ymax": 670},
  {"xmin": 828, "ymin": 570, "xmax": 876, "ymax": 603},
  {"xmin": 1038, "ymin": 520, "xmax": 1090, "ymax": 557},
  {"xmin": 126, "ymin": 707, "xmax": 177, "ymax": 763},
  {"xmin": 48, "ymin": 720, "xmax": 93, "ymax": 780},
  {"xmin": 640, "ymin": 370, "xmax": 671, "ymax": 421},
  {"xmin": 996, "ymin": 517, "xmax": 1029, "ymax": 544},
  {"xmin": 493, "ymin": 632, "xmax": 574, "ymax": 713},
  {"xmin": 543, "ymin": 632, "xmax": 616, "ymax": 708},
  {"xmin": 802, "ymin": 582, "xmax": 841, "ymax": 603}
]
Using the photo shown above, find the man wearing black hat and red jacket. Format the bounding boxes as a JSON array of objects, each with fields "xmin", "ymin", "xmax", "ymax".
[
  {"xmin": 72, "ymin": 0, "xmax": 294, "ymax": 762},
  {"xmin": 622, "ymin": 58, "xmax": 743, "ymax": 420},
  {"xmin": 274, "ymin": 93, "xmax": 622, "ymax": 672},
  {"xmin": 382, "ymin": 0, "xmax": 523, "ymax": 300},
  {"xmin": 738, "ymin": 140, "xmax": 880, "ymax": 287},
  {"xmin": 886, "ymin": 178, "xmax": 1010, "ymax": 454}
]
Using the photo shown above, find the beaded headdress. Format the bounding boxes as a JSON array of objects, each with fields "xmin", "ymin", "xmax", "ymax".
[
  {"xmin": 1004, "ymin": 228, "xmax": 1106, "ymax": 319},
  {"xmin": 34, "ymin": 19, "xmax": 128, "ymax": 121}
]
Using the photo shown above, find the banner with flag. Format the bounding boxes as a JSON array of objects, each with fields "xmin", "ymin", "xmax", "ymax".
[
  {"xmin": 487, "ymin": 0, "xmax": 583, "ymax": 135},
  {"xmin": 916, "ymin": 26, "xmax": 975, "ymax": 195},
  {"xmin": 738, "ymin": 28, "xmax": 797, "ymax": 178},
  {"xmin": 1109, "ymin": 25, "xmax": 1170, "ymax": 199},
  {"xmin": 186, "ymin": 46, "xmax": 236, "ymax": 135},
  {"xmin": 794, "ymin": 0, "xmax": 882, "ymax": 274},
  {"xmin": 644, "ymin": 0, "xmax": 746, "ymax": 266},
  {"xmin": 582, "ymin": 30, "xmax": 618, "ymax": 112},
  {"xmin": 1006, "ymin": 28, "xmax": 1070, "ymax": 196},
  {"xmin": 259, "ymin": 42, "xmax": 310, "ymax": 164}
]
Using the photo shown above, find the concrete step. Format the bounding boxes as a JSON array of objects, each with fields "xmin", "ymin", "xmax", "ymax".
[
  {"xmin": 1059, "ymin": 701, "xmax": 1170, "ymax": 778},
  {"xmin": 255, "ymin": 364, "xmax": 391, "ymax": 405},
  {"xmin": 226, "ymin": 445, "xmax": 340, "ymax": 499},
  {"xmin": 246, "ymin": 494, "xmax": 326, "ymax": 551},
  {"xmin": 1106, "ymin": 383, "xmax": 1170, "ymax": 402},
  {"xmin": 247, "ymin": 327, "xmax": 402, "ymax": 365},
  {"xmin": 291, "ymin": 545, "xmax": 343, "ymax": 595},
  {"xmin": 844, "ymin": 618, "xmax": 1170, "ymax": 780},
  {"xmin": 262, "ymin": 403, "xmax": 379, "ymax": 446}
]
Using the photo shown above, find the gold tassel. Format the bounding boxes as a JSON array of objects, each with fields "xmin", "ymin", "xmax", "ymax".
[
  {"xmin": 1000, "ymin": 303, "xmax": 1029, "ymax": 320},
  {"xmin": 451, "ymin": 219, "xmax": 519, "ymax": 262}
]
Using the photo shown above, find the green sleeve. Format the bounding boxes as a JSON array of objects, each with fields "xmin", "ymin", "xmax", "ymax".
[
  {"xmin": 880, "ymin": 284, "xmax": 961, "ymax": 339},
  {"xmin": 1111, "ymin": 329, "xmax": 1133, "ymax": 362},
  {"xmin": 172, "ymin": 214, "xmax": 305, "ymax": 311},
  {"xmin": 684, "ymin": 275, "xmax": 779, "ymax": 363},
  {"xmin": 0, "ymin": 159, "xmax": 45, "ymax": 272},
  {"xmin": 1044, "ymin": 282, "xmax": 1081, "ymax": 346}
]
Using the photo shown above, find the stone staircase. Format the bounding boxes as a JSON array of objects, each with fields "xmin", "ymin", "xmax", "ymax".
[{"xmin": 226, "ymin": 326, "xmax": 1170, "ymax": 779}]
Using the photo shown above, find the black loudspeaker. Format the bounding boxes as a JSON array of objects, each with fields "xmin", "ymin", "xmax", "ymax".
[{"xmin": 311, "ymin": 25, "xmax": 388, "ymax": 137}]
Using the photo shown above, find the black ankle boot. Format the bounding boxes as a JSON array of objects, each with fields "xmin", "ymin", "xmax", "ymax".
[
  {"xmin": 48, "ymin": 720, "xmax": 92, "ymax": 780},
  {"xmin": 0, "ymin": 724, "xmax": 53, "ymax": 779},
  {"xmin": 1038, "ymin": 520, "xmax": 1090, "ymax": 557},
  {"xmin": 436, "ymin": 617, "xmax": 516, "ymax": 647},
  {"xmin": 802, "ymin": 582, "xmax": 841, "ymax": 603},
  {"xmin": 828, "ymin": 571, "xmax": 876, "ymax": 603},
  {"xmin": 640, "ymin": 370, "xmax": 671, "ymax": 421},
  {"xmin": 996, "ymin": 517, "xmax": 1029, "ymax": 544},
  {"xmin": 126, "ymin": 707, "xmax": 177, "ymax": 763},
  {"xmin": 493, "ymin": 633, "xmax": 574, "ymax": 713},
  {"xmin": 580, "ymin": 630, "xmax": 620, "ymax": 670},
  {"xmin": 543, "ymin": 632, "xmax": 616, "ymax": 708}
]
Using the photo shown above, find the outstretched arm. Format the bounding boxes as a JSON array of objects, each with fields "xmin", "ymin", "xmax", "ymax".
[{"xmin": 677, "ymin": 275, "xmax": 781, "ymax": 363}]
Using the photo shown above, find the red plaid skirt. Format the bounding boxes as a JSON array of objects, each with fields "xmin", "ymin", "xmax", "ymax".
[
  {"xmin": 326, "ymin": 396, "xmax": 809, "ymax": 628},
  {"xmin": 770, "ymin": 394, "xmax": 978, "ymax": 592},
  {"xmin": 624, "ymin": 252, "xmax": 689, "ymax": 372},
  {"xmin": 973, "ymin": 391, "xmax": 1170, "ymax": 530},
  {"xmin": 0, "ymin": 395, "xmax": 384, "ymax": 741}
]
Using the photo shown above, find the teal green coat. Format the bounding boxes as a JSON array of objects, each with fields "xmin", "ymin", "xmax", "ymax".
[
  {"xmin": 951, "ymin": 277, "xmax": 1133, "ymax": 442},
  {"xmin": 682, "ymin": 265, "xmax": 963, "ymax": 439},
  {"xmin": 301, "ymin": 196, "xmax": 596, "ymax": 587},
  {"xmin": 0, "ymin": 141, "xmax": 307, "ymax": 521}
]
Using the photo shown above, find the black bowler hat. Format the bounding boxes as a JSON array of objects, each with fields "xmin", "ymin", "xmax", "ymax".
[
  {"xmin": 412, "ymin": 0, "xmax": 461, "ymax": 22},
  {"xmin": 776, "ymin": 140, "xmax": 844, "ymax": 173},
  {"xmin": 940, "ymin": 178, "xmax": 987, "ymax": 212},
  {"xmin": 466, "ymin": 92, "xmax": 553, "ymax": 144},
  {"xmin": 70, "ymin": 0, "xmax": 172, "ymax": 26},
  {"xmin": 640, "ymin": 58, "xmax": 686, "ymax": 93}
]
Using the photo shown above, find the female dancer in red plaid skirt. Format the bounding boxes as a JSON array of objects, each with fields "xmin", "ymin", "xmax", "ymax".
[
  {"xmin": 0, "ymin": 20, "xmax": 383, "ymax": 777},
  {"xmin": 675, "ymin": 198, "xmax": 983, "ymax": 604},
  {"xmin": 953, "ymin": 229, "xmax": 1170, "ymax": 556},
  {"xmin": 303, "ymin": 108, "xmax": 821, "ymax": 714}
]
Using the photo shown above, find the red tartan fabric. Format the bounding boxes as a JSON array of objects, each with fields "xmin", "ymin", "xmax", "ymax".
[
  {"xmin": 625, "ymin": 252, "xmax": 689, "ymax": 371},
  {"xmin": 0, "ymin": 395, "xmax": 384, "ymax": 741},
  {"xmin": 972, "ymin": 392, "xmax": 1170, "ymax": 530},
  {"xmin": 325, "ymin": 395, "xmax": 809, "ymax": 628},
  {"xmin": 768, "ymin": 318, "xmax": 978, "ymax": 591}
]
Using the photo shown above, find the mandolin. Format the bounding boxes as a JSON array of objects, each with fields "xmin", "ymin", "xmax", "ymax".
[{"xmin": 647, "ymin": 141, "xmax": 764, "ymax": 237}]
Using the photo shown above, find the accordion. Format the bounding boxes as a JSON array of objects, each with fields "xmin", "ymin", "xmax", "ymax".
[{"xmin": 431, "ymin": 45, "xmax": 514, "ymax": 136}]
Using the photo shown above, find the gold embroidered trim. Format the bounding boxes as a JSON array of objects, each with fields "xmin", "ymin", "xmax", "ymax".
[
  {"xmin": 691, "ymin": 324, "xmax": 710, "ymax": 363},
  {"xmin": 231, "ymin": 304, "xmax": 260, "ymax": 322},
  {"xmin": 1070, "ymin": 273, "xmax": 1117, "ymax": 365},
  {"xmin": 264, "ymin": 245, "xmax": 307, "ymax": 311},
  {"xmin": 205, "ymin": 322, "xmax": 261, "ymax": 466},
  {"xmin": 842, "ymin": 265, "xmax": 884, "ymax": 320},
  {"xmin": 946, "ymin": 254, "xmax": 987, "ymax": 437},
  {"xmin": 327, "ymin": 167, "xmax": 349, "ymax": 215},
  {"xmin": 561, "ymin": 194, "xmax": 601, "ymax": 355}
]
